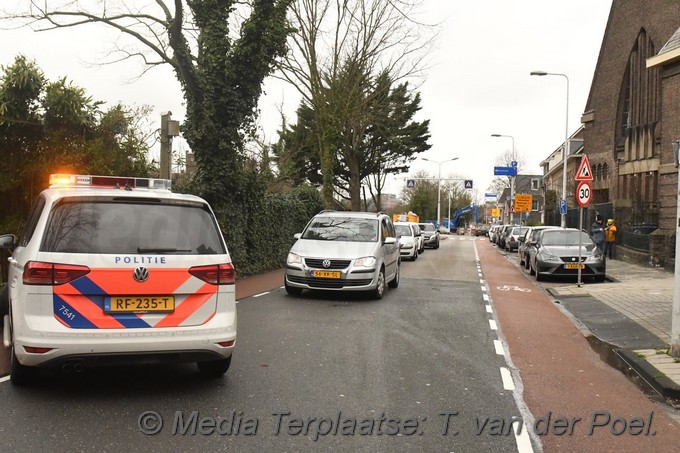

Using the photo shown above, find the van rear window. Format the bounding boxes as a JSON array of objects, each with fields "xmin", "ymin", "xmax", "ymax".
[{"xmin": 41, "ymin": 199, "xmax": 226, "ymax": 255}]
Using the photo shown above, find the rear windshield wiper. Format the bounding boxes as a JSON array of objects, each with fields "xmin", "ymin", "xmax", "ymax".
[{"xmin": 137, "ymin": 247, "xmax": 192, "ymax": 253}]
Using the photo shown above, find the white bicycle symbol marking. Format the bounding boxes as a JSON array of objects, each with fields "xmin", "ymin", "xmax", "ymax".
[{"xmin": 496, "ymin": 285, "xmax": 531, "ymax": 292}]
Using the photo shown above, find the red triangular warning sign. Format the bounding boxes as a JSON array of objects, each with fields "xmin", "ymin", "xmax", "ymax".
[{"xmin": 575, "ymin": 155, "xmax": 593, "ymax": 181}]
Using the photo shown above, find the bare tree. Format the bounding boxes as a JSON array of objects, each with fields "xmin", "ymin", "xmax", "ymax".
[
  {"xmin": 278, "ymin": 0, "xmax": 435, "ymax": 208},
  {"xmin": 488, "ymin": 147, "xmax": 527, "ymax": 195}
]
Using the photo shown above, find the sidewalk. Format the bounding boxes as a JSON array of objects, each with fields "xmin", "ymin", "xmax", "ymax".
[{"xmin": 546, "ymin": 258, "xmax": 680, "ymax": 399}]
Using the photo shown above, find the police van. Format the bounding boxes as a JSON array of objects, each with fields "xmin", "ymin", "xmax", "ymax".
[{"xmin": 0, "ymin": 174, "xmax": 236, "ymax": 384}]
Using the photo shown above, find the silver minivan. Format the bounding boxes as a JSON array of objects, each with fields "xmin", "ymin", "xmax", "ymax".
[{"xmin": 284, "ymin": 211, "xmax": 400, "ymax": 299}]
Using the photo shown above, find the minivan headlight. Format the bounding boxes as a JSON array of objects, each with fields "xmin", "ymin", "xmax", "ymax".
[
  {"xmin": 287, "ymin": 252, "xmax": 303, "ymax": 265},
  {"xmin": 354, "ymin": 256, "xmax": 376, "ymax": 268}
]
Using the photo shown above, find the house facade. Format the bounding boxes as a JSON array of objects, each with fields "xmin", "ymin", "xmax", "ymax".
[
  {"xmin": 576, "ymin": 1, "xmax": 680, "ymax": 266},
  {"xmin": 498, "ymin": 174, "xmax": 544, "ymax": 225}
]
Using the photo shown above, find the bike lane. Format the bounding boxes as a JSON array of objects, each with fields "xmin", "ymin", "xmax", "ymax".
[{"xmin": 476, "ymin": 238, "xmax": 680, "ymax": 452}]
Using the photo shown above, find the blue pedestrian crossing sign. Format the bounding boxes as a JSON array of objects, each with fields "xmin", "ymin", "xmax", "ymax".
[
  {"xmin": 406, "ymin": 179, "xmax": 416, "ymax": 188},
  {"xmin": 464, "ymin": 180, "xmax": 473, "ymax": 189}
]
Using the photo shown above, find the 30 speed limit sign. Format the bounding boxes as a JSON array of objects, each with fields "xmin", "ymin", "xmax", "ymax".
[{"xmin": 576, "ymin": 180, "xmax": 592, "ymax": 207}]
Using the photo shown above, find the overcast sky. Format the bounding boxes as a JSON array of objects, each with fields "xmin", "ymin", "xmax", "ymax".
[{"xmin": 0, "ymin": 0, "xmax": 613, "ymax": 202}]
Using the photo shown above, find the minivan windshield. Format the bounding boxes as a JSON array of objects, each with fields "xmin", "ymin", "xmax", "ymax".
[
  {"xmin": 41, "ymin": 199, "xmax": 226, "ymax": 255},
  {"xmin": 302, "ymin": 217, "xmax": 379, "ymax": 242}
]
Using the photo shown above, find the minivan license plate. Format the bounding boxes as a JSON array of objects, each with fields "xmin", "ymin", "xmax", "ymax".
[
  {"xmin": 105, "ymin": 296, "xmax": 175, "ymax": 313},
  {"xmin": 312, "ymin": 270, "xmax": 341, "ymax": 279}
]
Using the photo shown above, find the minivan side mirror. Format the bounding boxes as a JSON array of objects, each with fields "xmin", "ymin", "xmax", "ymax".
[{"xmin": 0, "ymin": 234, "xmax": 17, "ymax": 250}]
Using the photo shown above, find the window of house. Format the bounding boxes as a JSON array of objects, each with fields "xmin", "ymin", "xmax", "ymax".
[
  {"xmin": 532, "ymin": 200, "xmax": 539, "ymax": 211},
  {"xmin": 531, "ymin": 179, "xmax": 540, "ymax": 190}
]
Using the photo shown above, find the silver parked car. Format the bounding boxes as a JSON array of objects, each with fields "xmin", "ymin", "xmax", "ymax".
[
  {"xmin": 285, "ymin": 211, "xmax": 400, "ymax": 299},
  {"xmin": 528, "ymin": 228, "xmax": 606, "ymax": 282},
  {"xmin": 395, "ymin": 222, "xmax": 420, "ymax": 260}
]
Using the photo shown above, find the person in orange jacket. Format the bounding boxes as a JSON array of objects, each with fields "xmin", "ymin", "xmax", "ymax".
[{"xmin": 604, "ymin": 219, "xmax": 617, "ymax": 259}]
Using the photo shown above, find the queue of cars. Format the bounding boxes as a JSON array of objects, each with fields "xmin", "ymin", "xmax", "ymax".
[
  {"xmin": 489, "ymin": 223, "xmax": 606, "ymax": 283},
  {"xmin": 284, "ymin": 213, "xmax": 441, "ymax": 299}
]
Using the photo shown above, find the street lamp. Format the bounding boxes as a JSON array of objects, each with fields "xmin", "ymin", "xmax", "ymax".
[
  {"xmin": 491, "ymin": 134, "xmax": 516, "ymax": 224},
  {"xmin": 422, "ymin": 157, "xmax": 459, "ymax": 227},
  {"xmin": 531, "ymin": 70, "xmax": 570, "ymax": 228}
]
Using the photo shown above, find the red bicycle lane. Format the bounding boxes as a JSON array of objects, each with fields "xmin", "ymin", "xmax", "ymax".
[{"xmin": 475, "ymin": 238, "xmax": 680, "ymax": 452}]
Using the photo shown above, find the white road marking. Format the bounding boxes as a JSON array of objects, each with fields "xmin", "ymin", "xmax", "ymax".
[
  {"xmin": 479, "ymin": 279, "xmax": 484, "ymax": 284},
  {"xmin": 483, "ymin": 293, "xmax": 489, "ymax": 302},
  {"xmin": 500, "ymin": 367, "xmax": 515, "ymax": 390},
  {"xmin": 253, "ymin": 292, "xmax": 269, "ymax": 298},
  {"xmin": 514, "ymin": 421, "xmax": 535, "ymax": 453},
  {"xmin": 494, "ymin": 339, "xmax": 504, "ymax": 355},
  {"xmin": 486, "ymin": 305, "xmax": 493, "ymax": 313},
  {"xmin": 0, "ymin": 375, "xmax": 10, "ymax": 383},
  {"xmin": 481, "ymin": 286, "xmax": 487, "ymax": 292},
  {"xmin": 489, "ymin": 319, "xmax": 498, "ymax": 330}
]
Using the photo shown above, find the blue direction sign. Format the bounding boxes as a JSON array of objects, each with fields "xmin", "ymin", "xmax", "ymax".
[
  {"xmin": 494, "ymin": 166, "xmax": 517, "ymax": 176},
  {"xmin": 559, "ymin": 198, "xmax": 568, "ymax": 215}
]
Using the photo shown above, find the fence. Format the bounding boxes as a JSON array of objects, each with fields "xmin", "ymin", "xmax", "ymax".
[{"xmin": 618, "ymin": 230, "xmax": 650, "ymax": 252}]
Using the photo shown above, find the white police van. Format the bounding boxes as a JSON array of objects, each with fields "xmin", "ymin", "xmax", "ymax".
[{"xmin": 0, "ymin": 174, "xmax": 236, "ymax": 384}]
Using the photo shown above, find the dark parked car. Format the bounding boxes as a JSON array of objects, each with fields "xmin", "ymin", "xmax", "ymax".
[
  {"xmin": 498, "ymin": 224, "xmax": 517, "ymax": 250},
  {"xmin": 475, "ymin": 225, "xmax": 489, "ymax": 237},
  {"xmin": 418, "ymin": 222, "xmax": 440, "ymax": 249},
  {"xmin": 528, "ymin": 228, "xmax": 606, "ymax": 282},
  {"xmin": 518, "ymin": 226, "xmax": 552, "ymax": 269}
]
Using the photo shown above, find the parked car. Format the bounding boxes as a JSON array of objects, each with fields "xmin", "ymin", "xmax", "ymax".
[
  {"xmin": 396, "ymin": 222, "xmax": 420, "ymax": 260},
  {"xmin": 285, "ymin": 211, "xmax": 400, "ymax": 299},
  {"xmin": 505, "ymin": 226, "xmax": 529, "ymax": 252},
  {"xmin": 475, "ymin": 225, "xmax": 490, "ymax": 237},
  {"xmin": 0, "ymin": 174, "xmax": 237, "ymax": 385},
  {"xmin": 497, "ymin": 224, "xmax": 517, "ymax": 249},
  {"xmin": 518, "ymin": 226, "xmax": 553, "ymax": 269},
  {"xmin": 418, "ymin": 222, "xmax": 440, "ymax": 249},
  {"xmin": 528, "ymin": 228, "xmax": 606, "ymax": 282},
  {"xmin": 489, "ymin": 225, "xmax": 502, "ymax": 244},
  {"xmin": 409, "ymin": 222, "xmax": 426, "ymax": 253}
]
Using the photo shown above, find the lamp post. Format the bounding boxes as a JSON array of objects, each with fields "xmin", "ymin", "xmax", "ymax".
[
  {"xmin": 491, "ymin": 134, "xmax": 516, "ymax": 224},
  {"xmin": 422, "ymin": 157, "xmax": 459, "ymax": 227},
  {"xmin": 531, "ymin": 70, "xmax": 570, "ymax": 228}
]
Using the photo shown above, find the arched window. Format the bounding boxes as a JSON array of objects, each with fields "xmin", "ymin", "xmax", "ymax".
[
  {"xmin": 616, "ymin": 28, "xmax": 660, "ymax": 161},
  {"xmin": 603, "ymin": 163, "xmax": 609, "ymax": 180}
]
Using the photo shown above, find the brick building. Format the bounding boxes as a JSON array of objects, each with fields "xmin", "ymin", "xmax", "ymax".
[{"xmin": 579, "ymin": 1, "xmax": 680, "ymax": 266}]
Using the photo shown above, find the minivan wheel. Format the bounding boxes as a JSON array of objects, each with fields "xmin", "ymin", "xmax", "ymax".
[
  {"xmin": 10, "ymin": 344, "xmax": 37, "ymax": 386},
  {"xmin": 197, "ymin": 355, "xmax": 232, "ymax": 377},
  {"xmin": 372, "ymin": 268, "xmax": 386, "ymax": 299},
  {"xmin": 388, "ymin": 263, "xmax": 400, "ymax": 289},
  {"xmin": 284, "ymin": 279, "xmax": 303, "ymax": 296}
]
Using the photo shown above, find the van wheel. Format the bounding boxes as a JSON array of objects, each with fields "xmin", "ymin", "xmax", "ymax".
[
  {"xmin": 371, "ymin": 268, "xmax": 386, "ymax": 299},
  {"xmin": 197, "ymin": 356, "xmax": 232, "ymax": 377},
  {"xmin": 284, "ymin": 279, "xmax": 303, "ymax": 296},
  {"xmin": 0, "ymin": 285, "xmax": 8, "ymax": 317},
  {"xmin": 10, "ymin": 345, "xmax": 37, "ymax": 386},
  {"xmin": 388, "ymin": 263, "xmax": 400, "ymax": 289}
]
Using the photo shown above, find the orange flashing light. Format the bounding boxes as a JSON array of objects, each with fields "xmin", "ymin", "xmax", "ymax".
[{"xmin": 48, "ymin": 174, "xmax": 172, "ymax": 190}]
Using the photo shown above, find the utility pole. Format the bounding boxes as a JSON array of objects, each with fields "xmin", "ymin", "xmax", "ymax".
[{"xmin": 160, "ymin": 112, "xmax": 180, "ymax": 179}]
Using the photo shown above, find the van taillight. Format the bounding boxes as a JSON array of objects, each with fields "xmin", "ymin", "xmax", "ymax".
[
  {"xmin": 23, "ymin": 262, "xmax": 90, "ymax": 285},
  {"xmin": 189, "ymin": 263, "xmax": 236, "ymax": 285}
]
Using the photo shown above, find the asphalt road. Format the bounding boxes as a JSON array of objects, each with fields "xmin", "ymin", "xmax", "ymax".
[{"xmin": 0, "ymin": 237, "xmax": 530, "ymax": 452}]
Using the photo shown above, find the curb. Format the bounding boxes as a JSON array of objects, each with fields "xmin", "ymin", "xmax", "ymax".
[{"xmin": 617, "ymin": 349, "xmax": 680, "ymax": 400}]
